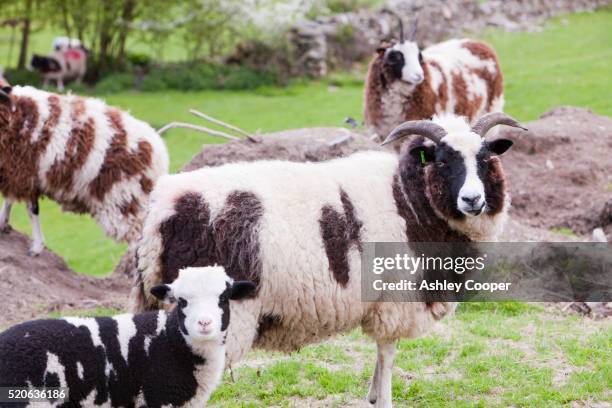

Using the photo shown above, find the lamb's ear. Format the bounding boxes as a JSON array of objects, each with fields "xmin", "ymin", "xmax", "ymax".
[
  {"xmin": 409, "ymin": 144, "xmax": 435, "ymax": 165},
  {"xmin": 229, "ymin": 281, "xmax": 256, "ymax": 300},
  {"xmin": 488, "ymin": 139, "xmax": 513, "ymax": 156},
  {"xmin": 150, "ymin": 284, "xmax": 176, "ymax": 304}
]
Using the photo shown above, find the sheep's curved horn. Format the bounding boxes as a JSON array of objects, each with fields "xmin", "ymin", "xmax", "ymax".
[
  {"xmin": 381, "ymin": 120, "xmax": 447, "ymax": 146},
  {"xmin": 471, "ymin": 112, "xmax": 528, "ymax": 138},
  {"xmin": 382, "ymin": 9, "xmax": 404, "ymax": 42}
]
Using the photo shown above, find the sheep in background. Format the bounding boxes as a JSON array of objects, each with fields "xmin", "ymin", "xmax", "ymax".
[
  {"xmin": 0, "ymin": 85, "xmax": 168, "ymax": 255},
  {"xmin": 30, "ymin": 38, "xmax": 87, "ymax": 91},
  {"xmin": 364, "ymin": 17, "xmax": 504, "ymax": 144},
  {"xmin": 0, "ymin": 266, "xmax": 256, "ymax": 407},
  {"xmin": 131, "ymin": 112, "xmax": 525, "ymax": 407}
]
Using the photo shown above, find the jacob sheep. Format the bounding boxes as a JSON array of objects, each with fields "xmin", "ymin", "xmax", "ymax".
[
  {"xmin": 0, "ymin": 85, "xmax": 168, "ymax": 255},
  {"xmin": 364, "ymin": 18, "xmax": 504, "ymax": 143},
  {"xmin": 30, "ymin": 39, "xmax": 87, "ymax": 91},
  {"xmin": 0, "ymin": 266, "xmax": 256, "ymax": 407},
  {"xmin": 131, "ymin": 112, "xmax": 525, "ymax": 407}
]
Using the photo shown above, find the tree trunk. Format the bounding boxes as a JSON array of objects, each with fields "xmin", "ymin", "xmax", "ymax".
[{"xmin": 17, "ymin": 0, "xmax": 32, "ymax": 70}]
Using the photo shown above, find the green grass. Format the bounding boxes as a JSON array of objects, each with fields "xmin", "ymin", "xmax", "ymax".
[
  {"xmin": 207, "ymin": 306, "xmax": 611, "ymax": 407},
  {"xmin": 3, "ymin": 9, "xmax": 610, "ymax": 277}
]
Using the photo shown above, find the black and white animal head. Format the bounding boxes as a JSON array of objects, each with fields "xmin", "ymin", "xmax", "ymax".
[
  {"xmin": 377, "ymin": 14, "xmax": 423, "ymax": 86},
  {"xmin": 150, "ymin": 266, "xmax": 256, "ymax": 343},
  {"xmin": 383, "ymin": 112, "xmax": 526, "ymax": 219},
  {"xmin": 29, "ymin": 55, "xmax": 61, "ymax": 74}
]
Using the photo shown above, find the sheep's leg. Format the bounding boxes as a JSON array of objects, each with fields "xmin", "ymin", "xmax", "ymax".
[
  {"xmin": 367, "ymin": 351, "xmax": 382, "ymax": 404},
  {"xmin": 374, "ymin": 341, "xmax": 396, "ymax": 408},
  {"xmin": 27, "ymin": 199, "xmax": 45, "ymax": 256},
  {"xmin": 0, "ymin": 199, "xmax": 13, "ymax": 232},
  {"xmin": 57, "ymin": 78, "xmax": 64, "ymax": 92}
]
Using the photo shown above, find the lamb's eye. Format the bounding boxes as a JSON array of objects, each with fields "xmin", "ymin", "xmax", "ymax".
[
  {"xmin": 436, "ymin": 161, "xmax": 445, "ymax": 168},
  {"xmin": 178, "ymin": 297, "xmax": 188, "ymax": 308}
]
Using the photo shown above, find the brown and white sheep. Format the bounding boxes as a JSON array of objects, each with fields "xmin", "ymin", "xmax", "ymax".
[
  {"xmin": 364, "ymin": 23, "xmax": 504, "ymax": 143},
  {"xmin": 0, "ymin": 85, "xmax": 168, "ymax": 255},
  {"xmin": 131, "ymin": 112, "xmax": 526, "ymax": 407}
]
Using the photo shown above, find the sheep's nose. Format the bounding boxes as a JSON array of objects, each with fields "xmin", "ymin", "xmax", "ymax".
[
  {"xmin": 413, "ymin": 74, "xmax": 424, "ymax": 83},
  {"xmin": 198, "ymin": 319, "xmax": 212, "ymax": 328},
  {"xmin": 461, "ymin": 194, "xmax": 482, "ymax": 206}
]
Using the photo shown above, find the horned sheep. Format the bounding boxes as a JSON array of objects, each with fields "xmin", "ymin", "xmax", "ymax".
[
  {"xmin": 131, "ymin": 112, "xmax": 525, "ymax": 407},
  {"xmin": 0, "ymin": 266, "xmax": 256, "ymax": 407},
  {"xmin": 364, "ymin": 18, "xmax": 504, "ymax": 144},
  {"xmin": 0, "ymin": 85, "xmax": 168, "ymax": 255}
]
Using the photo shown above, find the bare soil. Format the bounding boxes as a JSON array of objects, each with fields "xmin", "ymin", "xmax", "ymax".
[
  {"xmin": 1, "ymin": 107, "xmax": 610, "ymax": 327},
  {"xmin": 0, "ymin": 228, "xmax": 130, "ymax": 328}
]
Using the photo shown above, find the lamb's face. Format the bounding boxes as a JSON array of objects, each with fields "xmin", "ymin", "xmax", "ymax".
[
  {"xmin": 380, "ymin": 41, "xmax": 424, "ymax": 86},
  {"xmin": 151, "ymin": 266, "xmax": 256, "ymax": 343},
  {"xmin": 410, "ymin": 129, "xmax": 513, "ymax": 220}
]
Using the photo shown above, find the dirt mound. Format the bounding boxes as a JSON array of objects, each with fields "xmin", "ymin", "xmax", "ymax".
[
  {"xmin": 181, "ymin": 127, "xmax": 377, "ymax": 171},
  {"xmin": 0, "ymin": 229, "xmax": 130, "ymax": 328},
  {"xmin": 498, "ymin": 107, "xmax": 612, "ymax": 239}
]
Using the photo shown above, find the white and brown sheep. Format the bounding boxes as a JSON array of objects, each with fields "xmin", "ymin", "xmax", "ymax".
[
  {"xmin": 30, "ymin": 39, "xmax": 87, "ymax": 92},
  {"xmin": 0, "ymin": 266, "xmax": 256, "ymax": 407},
  {"xmin": 0, "ymin": 85, "xmax": 168, "ymax": 255},
  {"xmin": 364, "ymin": 20, "xmax": 504, "ymax": 143},
  {"xmin": 131, "ymin": 112, "xmax": 526, "ymax": 407}
]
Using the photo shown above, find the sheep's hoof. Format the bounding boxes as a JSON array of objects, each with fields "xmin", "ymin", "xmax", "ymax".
[
  {"xmin": 0, "ymin": 224, "xmax": 11, "ymax": 233},
  {"xmin": 27, "ymin": 248, "xmax": 42, "ymax": 257}
]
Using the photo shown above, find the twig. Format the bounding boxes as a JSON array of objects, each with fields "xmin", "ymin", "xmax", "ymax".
[
  {"xmin": 189, "ymin": 109, "xmax": 260, "ymax": 143},
  {"xmin": 327, "ymin": 129, "xmax": 353, "ymax": 147},
  {"xmin": 157, "ymin": 122, "xmax": 240, "ymax": 141}
]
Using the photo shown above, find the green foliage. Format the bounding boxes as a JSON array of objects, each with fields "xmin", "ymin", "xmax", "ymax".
[
  {"xmin": 4, "ymin": 69, "xmax": 41, "ymax": 87},
  {"xmin": 93, "ymin": 72, "xmax": 135, "ymax": 95}
]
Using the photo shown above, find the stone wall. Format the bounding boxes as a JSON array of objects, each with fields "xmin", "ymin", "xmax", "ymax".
[{"xmin": 288, "ymin": 0, "xmax": 610, "ymax": 78}]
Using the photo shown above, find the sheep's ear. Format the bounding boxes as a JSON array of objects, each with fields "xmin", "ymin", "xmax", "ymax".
[
  {"xmin": 151, "ymin": 284, "xmax": 176, "ymax": 304},
  {"xmin": 229, "ymin": 281, "xmax": 256, "ymax": 300},
  {"xmin": 376, "ymin": 47, "xmax": 386, "ymax": 57},
  {"xmin": 409, "ymin": 144, "xmax": 435, "ymax": 166},
  {"xmin": 488, "ymin": 139, "xmax": 513, "ymax": 156},
  {"xmin": 1, "ymin": 86, "xmax": 12, "ymax": 94}
]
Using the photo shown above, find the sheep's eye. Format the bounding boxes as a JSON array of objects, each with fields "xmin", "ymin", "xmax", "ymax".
[
  {"xmin": 178, "ymin": 297, "xmax": 188, "ymax": 308},
  {"xmin": 436, "ymin": 161, "xmax": 445, "ymax": 168}
]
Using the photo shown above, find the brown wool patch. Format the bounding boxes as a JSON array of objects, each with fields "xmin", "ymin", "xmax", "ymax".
[
  {"xmin": 255, "ymin": 313, "xmax": 283, "ymax": 342},
  {"xmin": 88, "ymin": 109, "xmax": 153, "ymax": 201},
  {"xmin": 470, "ymin": 67, "xmax": 503, "ymax": 111},
  {"xmin": 120, "ymin": 195, "xmax": 141, "ymax": 217},
  {"xmin": 139, "ymin": 176, "xmax": 154, "ymax": 194},
  {"xmin": 364, "ymin": 54, "xmax": 387, "ymax": 129},
  {"xmin": 404, "ymin": 62, "xmax": 437, "ymax": 121},
  {"xmin": 319, "ymin": 188, "xmax": 363, "ymax": 287},
  {"xmin": 0, "ymin": 96, "xmax": 48, "ymax": 201},
  {"xmin": 212, "ymin": 191, "xmax": 263, "ymax": 290},
  {"xmin": 482, "ymin": 157, "xmax": 506, "ymax": 215},
  {"xmin": 46, "ymin": 100, "xmax": 95, "ymax": 192},
  {"xmin": 428, "ymin": 60, "xmax": 449, "ymax": 110},
  {"xmin": 159, "ymin": 192, "xmax": 216, "ymax": 284},
  {"xmin": 451, "ymin": 71, "xmax": 482, "ymax": 122},
  {"xmin": 462, "ymin": 41, "xmax": 496, "ymax": 62},
  {"xmin": 159, "ymin": 190, "xmax": 264, "ymax": 294}
]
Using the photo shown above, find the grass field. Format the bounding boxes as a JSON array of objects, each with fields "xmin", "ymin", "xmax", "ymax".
[
  {"xmin": 4, "ymin": 9, "xmax": 611, "ymax": 277},
  {"xmin": 1, "ymin": 9, "xmax": 611, "ymax": 408}
]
